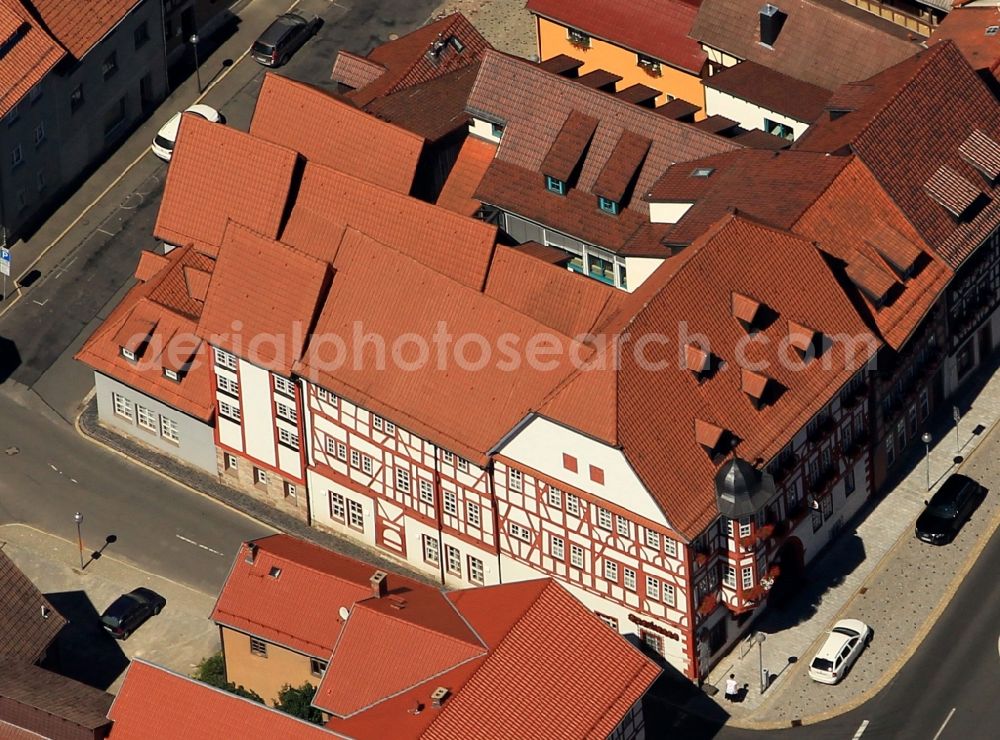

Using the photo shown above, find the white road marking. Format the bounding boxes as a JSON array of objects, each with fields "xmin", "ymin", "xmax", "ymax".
[
  {"xmin": 852, "ymin": 720, "xmax": 869, "ymax": 739},
  {"xmin": 96, "ymin": 227, "xmax": 116, "ymax": 236},
  {"xmin": 49, "ymin": 464, "xmax": 58, "ymax": 472},
  {"xmin": 175, "ymin": 534, "xmax": 224, "ymax": 557},
  {"xmin": 32, "ymin": 299, "xmax": 48, "ymax": 306},
  {"xmin": 932, "ymin": 708, "xmax": 957, "ymax": 740}
]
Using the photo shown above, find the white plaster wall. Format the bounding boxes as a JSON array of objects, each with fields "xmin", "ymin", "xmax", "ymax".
[
  {"xmin": 306, "ymin": 468, "xmax": 377, "ymax": 547},
  {"xmin": 497, "ymin": 416, "xmax": 671, "ymax": 527},
  {"xmin": 218, "ymin": 417, "xmax": 242, "ymax": 451},
  {"xmin": 623, "ymin": 256, "xmax": 664, "ymax": 291},
  {"xmin": 275, "ymin": 417, "xmax": 300, "ymax": 477},
  {"xmin": 704, "ymin": 87, "xmax": 808, "ymax": 140},
  {"xmin": 239, "ymin": 360, "xmax": 275, "ymax": 465},
  {"xmin": 648, "ymin": 201, "xmax": 693, "ymax": 224},
  {"xmin": 468, "ymin": 117, "xmax": 503, "ymax": 145}
]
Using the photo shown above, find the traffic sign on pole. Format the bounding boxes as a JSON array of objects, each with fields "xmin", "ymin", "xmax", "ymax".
[{"xmin": 0, "ymin": 247, "xmax": 10, "ymax": 277}]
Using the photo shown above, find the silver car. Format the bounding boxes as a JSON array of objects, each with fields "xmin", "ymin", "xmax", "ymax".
[{"xmin": 808, "ymin": 619, "xmax": 872, "ymax": 684}]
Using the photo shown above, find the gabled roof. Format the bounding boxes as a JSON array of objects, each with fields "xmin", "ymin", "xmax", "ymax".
[
  {"xmin": 333, "ymin": 13, "xmax": 491, "ymax": 107},
  {"xmin": 929, "ymin": 4, "xmax": 1000, "ymax": 74},
  {"xmin": 250, "ymin": 73, "xmax": 424, "ymax": 195},
  {"xmin": 0, "ymin": 1, "xmax": 65, "ymax": 118},
  {"xmin": 526, "ymin": 0, "xmax": 706, "ymax": 74},
  {"xmin": 435, "ymin": 135, "xmax": 496, "ymax": 216},
  {"xmin": 26, "ymin": 0, "xmax": 140, "ymax": 58},
  {"xmin": 468, "ymin": 49, "xmax": 738, "ymax": 255},
  {"xmin": 75, "ymin": 245, "xmax": 216, "ymax": 421},
  {"xmin": 295, "ymin": 229, "xmax": 582, "ymax": 464},
  {"xmin": 484, "ymin": 246, "xmax": 627, "ymax": 337},
  {"xmin": 154, "ymin": 115, "xmax": 299, "ymax": 256},
  {"xmin": 539, "ymin": 214, "xmax": 876, "ymax": 538},
  {"xmin": 282, "ymin": 163, "xmax": 497, "ymax": 291},
  {"xmin": 703, "ymin": 60, "xmax": 832, "ymax": 123},
  {"xmin": 0, "ymin": 548, "xmax": 65, "ymax": 663},
  {"xmin": 795, "ymin": 41, "xmax": 1000, "ymax": 268},
  {"xmin": 107, "ymin": 660, "xmax": 336, "ymax": 740},
  {"xmin": 196, "ymin": 222, "xmax": 330, "ymax": 375},
  {"xmin": 0, "ymin": 659, "xmax": 112, "ymax": 733},
  {"xmin": 691, "ymin": 0, "xmax": 923, "ymax": 90}
]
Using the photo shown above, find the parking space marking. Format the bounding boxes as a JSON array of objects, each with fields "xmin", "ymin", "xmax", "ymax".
[
  {"xmin": 96, "ymin": 227, "xmax": 116, "ymax": 236},
  {"xmin": 932, "ymin": 708, "xmax": 956, "ymax": 740},
  {"xmin": 175, "ymin": 534, "xmax": 225, "ymax": 557},
  {"xmin": 851, "ymin": 719, "xmax": 869, "ymax": 739}
]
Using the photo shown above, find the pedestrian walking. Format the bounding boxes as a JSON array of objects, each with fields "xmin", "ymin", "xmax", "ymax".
[{"xmin": 725, "ymin": 674, "xmax": 739, "ymax": 702}]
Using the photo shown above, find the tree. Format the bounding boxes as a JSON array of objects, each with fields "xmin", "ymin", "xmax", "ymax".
[
  {"xmin": 275, "ymin": 682, "xmax": 323, "ymax": 724},
  {"xmin": 192, "ymin": 652, "xmax": 264, "ymax": 704}
]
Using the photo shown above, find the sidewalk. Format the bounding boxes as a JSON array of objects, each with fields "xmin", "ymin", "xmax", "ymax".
[
  {"xmin": 0, "ymin": 523, "xmax": 218, "ymax": 694},
  {"xmin": 706, "ymin": 362, "xmax": 1000, "ymax": 727}
]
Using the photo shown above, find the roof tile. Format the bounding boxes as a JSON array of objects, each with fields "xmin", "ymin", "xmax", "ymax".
[{"xmin": 0, "ymin": 549, "xmax": 65, "ymax": 663}]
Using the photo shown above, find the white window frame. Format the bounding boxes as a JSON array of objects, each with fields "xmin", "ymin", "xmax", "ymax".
[
  {"xmin": 724, "ymin": 565, "xmax": 737, "ymax": 588},
  {"xmin": 570, "ymin": 544, "xmax": 585, "ymax": 568},
  {"xmin": 419, "ymin": 479, "xmax": 434, "ymax": 504},
  {"xmin": 443, "ymin": 491, "xmax": 458, "ymax": 516},
  {"xmin": 646, "ymin": 575, "xmax": 660, "ymax": 601},
  {"xmin": 604, "ymin": 559, "xmax": 618, "ymax": 582},
  {"xmin": 254, "ymin": 467, "xmax": 268, "ymax": 486},
  {"xmin": 278, "ymin": 427, "xmax": 299, "ymax": 451},
  {"xmin": 214, "ymin": 347, "xmax": 236, "ymax": 371},
  {"xmin": 347, "ymin": 500, "xmax": 364, "ymax": 530},
  {"xmin": 468, "ymin": 555, "xmax": 484, "ymax": 585},
  {"xmin": 508, "ymin": 522, "xmax": 531, "ymax": 542},
  {"xmin": 546, "ymin": 486, "xmax": 562, "ymax": 508},
  {"xmin": 422, "ymin": 534, "xmax": 439, "ymax": 565},
  {"xmin": 508, "ymin": 468, "xmax": 523, "ymax": 492},
  {"xmin": 624, "ymin": 567, "xmax": 637, "ymax": 591},
  {"xmin": 616, "ymin": 515, "xmax": 629, "ymax": 537},
  {"xmin": 445, "ymin": 544, "xmax": 461, "ymax": 575},
  {"xmin": 273, "ymin": 375, "xmax": 295, "ymax": 398},
  {"xmin": 329, "ymin": 491, "xmax": 346, "ymax": 522},
  {"xmin": 550, "ymin": 534, "xmax": 565, "ymax": 559},
  {"xmin": 597, "ymin": 507, "xmax": 612, "ymax": 530},
  {"xmin": 395, "ymin": 468, "xmax": 410, "ymax": 494},
  {"xmin": 112, "ymin": 392, "xmax": 133, "ymax": 421},
  {"xmin": 644, "ymin": 529, "xmax": 660, "ymax": 550},
  {"xmin": 662, "ymin": 582, "xmax": 676, "ymax": 607},
  {"xmin": 135, "ymin": 405, "xmax": 156, "ymax": 432},
  {"xmin": 742, "ymin": 566, "xmax": 754, "ymax": 589},
  {"xmin": 466, "ymin": 501, "xmax": 481, "ymax": 527},
  {"xmin": 218, "ymin": 400, "xmax": 240, "ymax": 422},
  {"xmin": 566, "ymin": 493, "xmax": 580, "ymax": 516},
  {"xmin": 216, "ymin": 375, "xmax": 239, "ymax": 396},
  {"xmin": 457, "ymin": 457, "xmax": 470, "ymax": 472},
  {"xmin": 664, "ymin": 538, "xmax": 677, "ymax": 558},
  {"xmin": 361, "ymin": 456, "xmax": 374, "ymax": 475},
  {"xmin": 276, "ymin": 401, "xmax": 297, "ymax": 423}
]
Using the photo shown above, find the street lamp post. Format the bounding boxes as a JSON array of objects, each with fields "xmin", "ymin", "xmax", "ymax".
[
  {"xmin": 752, "ymin": 631, "xmax": 768, "ymax": 693},
  {"xmin": 921, "ymin": 432, "xmax": 933, "ymax": 491},
  {"xmin": 73, "ymin": 512, "xmax": 84, "ymax": 569},
  {"xmin": 190, "ymin": 34, "xmax": 202, "ymax": 93},
  {"xmin": 952, "ymin": 406, "xmax": 961, "ymax": 455}
]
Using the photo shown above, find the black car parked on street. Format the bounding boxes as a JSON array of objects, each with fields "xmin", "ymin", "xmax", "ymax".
[
  {"xmin": 100, "ymin": 587, "xmax": 166, "ymax": 639},
  {"xmin": 251, "ymin": 12, "xmax": 321, "ymax": 67},
  {"xmin": 915, "ymin": 473, "xmax": 984, "ymax": 545}
]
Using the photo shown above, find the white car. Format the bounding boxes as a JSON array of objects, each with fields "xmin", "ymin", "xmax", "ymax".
[
  {"xmin": 808, "ymin": 619, "xmax": 872, "ymax": 684},
  {"xmin": 151, "ymin": 104, "xmax": 222, "ymax": 161}
]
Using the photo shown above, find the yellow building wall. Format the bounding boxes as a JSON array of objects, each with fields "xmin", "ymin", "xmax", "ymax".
[
  {"xmin": 221, "ymin": 627, "xmax": 321, "ymax": 705},
  {"xmin": 535, "ymin": 17, "xmax": 706, "ymax": 117}
]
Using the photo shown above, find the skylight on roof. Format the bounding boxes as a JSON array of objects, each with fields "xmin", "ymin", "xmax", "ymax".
[
  {"xmin": 691, "ymin": 167, "xmax": 714, "ymax": 177},
  {"xmin": 268, "ymin": 566, "xmax": 282, "ymax": 579},
  {"xmin": 986, "ymin": 26, "xmax": 999, "ymax": 37}
]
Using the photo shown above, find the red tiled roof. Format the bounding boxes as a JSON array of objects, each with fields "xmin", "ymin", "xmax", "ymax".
[
  {"xmin": 468, "ymin": 50, "xmax": 738, "ymax": 255},
  {"xmin": 703, "ymin": 60, "xmax": 831, "ymax": 122},
  {"xmin": 363, "ymin": 61, "xmax": 482, "ymax": 142},
  {"xmin": 0, "ymin": 1, "xmax": 64, "ymax": 118},
  {"xmin": 196, "ymin": 222, "xmax": 330, "ymax": 376},
  {"xmin": 0, "ymin": 659, "xmax": 112, "ymax": 733},
  {"xmin": 0, "ymin": 549, "xmax": 66, "ymax": 663},
  {"xmin": 540, "ymin": 214, "xmax": 875, "ymax": 538},
  {"xmin": 284, "ymin": 163, "xmax": 497, "ymax": 291},
  {"xmin": 691, "ymin": 0, "xmax": 923, "ymax": 90},
  {"xmin": 527, "ymin": 0, "xmax": 706, "ymax": 74},
  {"xmin": 295, "ymin": 229, "xmax": 582, "ymax": 464},
  {"xmin": 135, "ymin": 251, "xmax": 169, "ymax": 282},
  {"xmin": 107, "ymin": 661, "xmax": 334, "ymax": 740},
  {"xmin": 154, "ymin": 116, "xmax": 299, "ymax": 256},
  {"xmin": 336, "ymin": 13, "xmax": 491, "ymax": 107},
  {"xmin": 331, "ymin": 51, "xmax": 386, "ymax": 91},
  {"xmin": 929, "ymin": 5, "xmax": 1000, "ymax": 73},
  {"xmin": 795, "ymin": 42, "xmax": 1000, "ymax": 268},
  {"xmin": 541, "ymin": 110, "xmax": 599, "ymax": 181},
  {"xmin": 485, "ymin": 246, "xmax": 627, "ymax": 337},
  {"xmin": 435, "ymin": 135, "xmax": 496, "ymax": 216},
  {"xmin": 250, "ymin": 73, "xmax": 424, "ymax": 195},
  {"xmin": 75, "ymin": 245, "xmax": 215, "ymax": 421},
  {"xmin": 27, "ymin": 0, "xmax": 139, "ymax": 58}
]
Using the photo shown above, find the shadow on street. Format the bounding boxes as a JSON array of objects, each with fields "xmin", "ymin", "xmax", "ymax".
[
  {"xmin": 0, "ymin": 336, "xmax": 21, "ymax": 384},
  {"xmin": 43, "ymin": 590, "xmax": 129, "ymax": 690},
  {"xmin": 643, "ymin": 661, "xmax": 730, "ymax": 738}
]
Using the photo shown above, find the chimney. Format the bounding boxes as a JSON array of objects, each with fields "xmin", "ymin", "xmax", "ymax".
[
  {"xmin": 430, "ymin": 687, "xmax": 450, "ymax": 707},
  {"xmin": 371, "ymin": 570, "xmax": 388, "ymax": 598},
  {"xmin": 759, "ymin": 4, "xmax": 785, "ymax": 47},
  {"xmin": 245, "ymin": 542, "xmax": 258, "ymax": 564}
]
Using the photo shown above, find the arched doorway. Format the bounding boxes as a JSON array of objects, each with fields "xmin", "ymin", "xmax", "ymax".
[{"xmin": 768, "ymin": 537, "xmax": 805, "ymax": 609}]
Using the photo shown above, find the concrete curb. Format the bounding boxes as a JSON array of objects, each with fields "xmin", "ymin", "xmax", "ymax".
[{"xmin": 727, "ymin": 413, "xmax": 1000, "ymax": 730}]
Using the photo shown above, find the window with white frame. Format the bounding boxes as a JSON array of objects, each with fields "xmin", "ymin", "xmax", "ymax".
[
  {"xmin": 249, "ymin": 637, "xmax": 267, "ymax": 657},
  {"xmin": 508, "ymin": 522, "xmax": 531, "ymax": 542},
  {"xmin": 546, "ymin": 486, "xmax": 562, "ymax": 508},
  {"xmin": 443, "ymin": 491, "xmax": 458, "ymax": 516},
  {"xmin": 273, "ymin": 376, "xmax": 295, "ymax": 397},
  {"xmin": 348, "ymin": 500, "xmax": 364, "ymax": 530},
  {"xmin": 457, "ymin": 457, "xmax": 469, "ymax": 472},
  {"xmin": 570, "ymin": 544, "xmax": 584, "ymax": 568},
  {"xmin": 385, "ymin": 420, "xmax": 395, "ymax": 434},
  {"xmin": 136, "ymin": 405, "xmax": 156, "ymax": 432},
  {"xmin": 597, "ymin": 507, "xmax": 612, "ymax": 530},
  {"xmin": 329, "ymin": 491, "xmax": 346, "ymax": 521},
  {"xmin": 336, "ymin": 442, "xmax": 348, "ymax": 461},
  {"xmin": 724, "ymin": 564, "xmax": 737, "ymax": 587},
  {"xmin": 326, "ymin": 437, "xmax": 336, "ymax": 456},
  {"xmin": 214, "ymin": 347, "xmax": 237, "ymax": 371},
  {"xmin": 284, "ymin": 482, "xmax": 296, "ymax": 499},
  {"xmin": 645, "ymin": 528, "xmax": 660, "ymax": 550},
  {"xmin": 278, "ymin": 427, "xmax": 299, "ymax": 451},
  {"xmin": 566, "ymin": 493, "xmax": 580, "ymax": 516},
  {"xmin": 316, "ymin": 387, "xmax": 329, "ymax": 402},
  {"xmin": 395, "ymin": 468, "xmax": 410, "ymax": 494},
  {"xmin": 646, "ymin": 575, "xmax": 660, "ymax": 601},
  {"xmin": 508, "ymin": 468, "xmax": 523, "ymax": 492},
  {"xmin": 225, "ymin": 453, "xmax": 238, "ymax": 471},
  {"xmin": 550, "ymin": 534, "xmax": 565, "ymax": 559},
  {"xmin": 422, "ymin": 535, "xmax": 439, "ymax": 564},
  {"xmin": 361, "ymin": 456, "xmax": 373, "ymax": 475},
  {"xmin": 624, "ymin": 567, "xmax": 637, "ymax": 591},
  {"xmin": 662, "ymin": 582, "xmax": 676, "ymax": 606},
  {"xmin": 218, "ymin": 400, "xmax": 240, "ymax": 422},
  {"xmin": 642, "ymin": 631, "xmax": 664, "ymax": 656},
  {"xmin": 597, "ymin": 613, "xmax": 618, "ymax": 631},
  {"xmin": 442, "ymin": 450, "xmax": 454, "ymax": 465},
  {"xmin": 419, "ymin": 479, "xmax": 434, "ymax": 504},
  {"xmin": 159, "ymin": 416, "xmax": 179, "ymax": 443},
  {"xmin": 468, "ymin": 555, "xmax": 484, "ymax": 584},
  {"xmin": 466, "ymin": 501, "xmax": 481, "ymax": 527},
  {"xmin": 254, "ymin": 467, "xmax": 268, "ymax": 486},
  {"xmin": 112, "ymin": 392, "xmax": 133, "ymax": 421},
  {"xmin": 276, "ymin": 401, "xmax": 297, "ymax": 423},
  {"xmin": 742, "ymin": 566, "xmax": 753, "ymax": 589},
  {"xmin": 373, "ymin": 415, "xmax": 383, "ymax": 431},
  {"xmin": 350, "ymin": 449, "xmax": 360, "ymax": 468},
  {"xmin": 216, "ymin": 375, "xmax": 238, "ymax": 396},
  {"xmin": 445, "ymin": 545, "xmax": 461, "ymax": 575},
  {"xmin": 739, "ymin": 518, "xmax": 751, "ymax": 538},
  {"xmin": 616, "ymin": 515, "xmax": 629, "ymax": 537},
  {"xmin": 604, "ymin": 559, "xmax": 618, "ymax": 582}
]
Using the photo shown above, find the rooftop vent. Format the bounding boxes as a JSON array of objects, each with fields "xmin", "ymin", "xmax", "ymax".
[
  {"xmin": 338, "ymin": 606, "xmax": 351, "ymax": 621},
  {"xmin": 371, "ymin": 571, "xmax": 388, "ymax": 599},
  {"xmin": 430, "ymin": 687, "xmax": 450, "ymax": 707},
  {"xmin": 759, "ymin": 4, "xmax": 786, "ymax": 47}
]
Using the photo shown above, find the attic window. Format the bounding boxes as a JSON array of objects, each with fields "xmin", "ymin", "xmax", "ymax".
[
  {"xmin": 695, "ymin": 419, "xmax": 727, "ymax": 457},
  {"xmin": 691, "ymin": 167, "xmax": 714, "ymax": 178},
  {"xmin": 546, "ymin": 176, "xmax": 566, "ymax": 195},
  {"xmin": 449, "ymin": 36, "xmax": 465, "ymax": 53},
  {"xmin": 268, "ymin": 566, "xmax": 282, "ymax": 579},
  {"xmin": 637, "ymin": 54, "xmax": 661, "ymax": 76},
  {"xmin": 598, "ymin": 196, "xmax": 620, "ymax": 215},
  {"xmin": 685, "ymin": 343, "xmax": 716, "ymax": 382},
  {"xmin": 987, "ymin": 26, "xmax": 999, "ymax": 37},
  {"xmin": 958, "ymin": 129, "xmax": 1000, "ymax": 183},
  {"xmin": 788, "ymin": 320, "xmax": 820, "ymax": 360},
  {"xmin": 741, "ymin": 368, "xmax": 773, "ymax": 410},
  {"xmin": 163, "ymin": 368, "xmax": 180, "ymax": 382},
  {"xmin": 120, "ymin": 347, "xmax": 137, "ymax": 362},
  {"xmin": 924, "ymin": 164, "xmax": 985, "ymax": 219},
  {"xmin": 731, "ymin": 292, "xmax": 763, "ymax": 332}
]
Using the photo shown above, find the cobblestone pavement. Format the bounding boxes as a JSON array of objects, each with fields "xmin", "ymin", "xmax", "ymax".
[
  {"xmin": 78, "ymin": 398, "xmax": 437, "ymax": 587},
  {"xmin": 430, "ymin": 0, "xmax": 536, "ymax": 58},
  {"xmin": 708, "ymin": 361, "xmax": 1000, "ymax": 726},
  {"xmin": 0, "ymin": 523, "xmax": 218, "ymax": 694}
]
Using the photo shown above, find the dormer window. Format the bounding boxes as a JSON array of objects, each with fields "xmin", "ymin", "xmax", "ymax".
[
  {"xmin": 120, "ymin": 347, "xmax": 136, "ymax": 362},
  {"xmin": 491, "ymin": 121, "xmax": 504, "ymax": 139},
  {"xmin": 637, "ymin": 54, "xmax": 661, "ymax": 76},
  {"xmin": 163, "ymin": 368, "xmax": 180, "ymax": 382},
  {"xmin": 567, "ymin": 28, "xmax": 590, "ymax": 48},
  {"xmin": 788, "ymin": 320, "xmax": 821, "ymax": 361},
  {"xmin": 598, "ymin": 196, "xmax": 619, "ymax": 215},
  {"xmin": 546, "ymin": 176, "xmax": 566, "ymax": 195}
]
